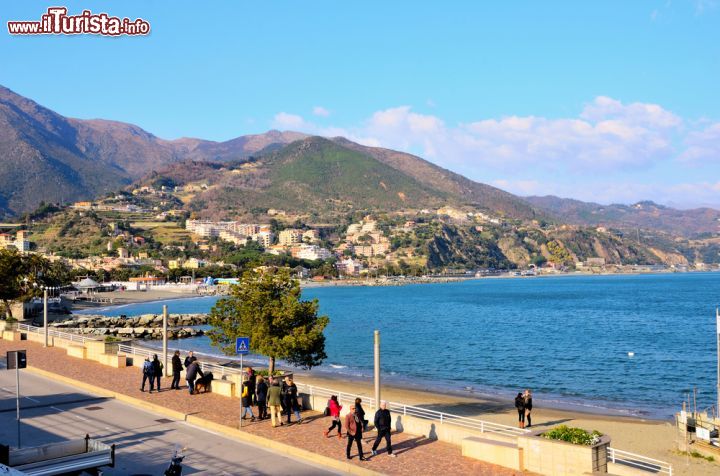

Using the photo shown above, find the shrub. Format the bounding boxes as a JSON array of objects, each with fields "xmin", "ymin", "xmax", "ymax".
[
  {"xmin": 541, "ymin": 425, "xmax": 603, "ymax": 446},
  {"xmin": 255, "ymin": 369, "xmax": 287, "ymax": 377}
]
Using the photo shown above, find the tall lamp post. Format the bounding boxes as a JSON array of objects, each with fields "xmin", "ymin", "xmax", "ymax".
[
  {"xmin": 374, "ymin": 330, "xmax": 381, "ymax": 410},
  {"xmin": 43, "ymin": 287, "xmax": 48, "ymax": 347}
]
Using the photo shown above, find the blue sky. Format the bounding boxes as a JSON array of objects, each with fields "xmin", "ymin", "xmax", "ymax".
[{"xmin": 2, "ymin": 1, "xmax": 719, "ymax": 208}]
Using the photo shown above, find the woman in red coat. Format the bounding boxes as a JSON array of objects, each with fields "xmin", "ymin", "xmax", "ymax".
[{"xmin": 323, "ymin": 395, "xmax": 343, "ymax": 438}]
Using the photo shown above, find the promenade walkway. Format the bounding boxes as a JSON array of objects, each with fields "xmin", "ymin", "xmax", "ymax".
[{"xmin": 0, "ymin": 339, "xmax": 524, "ymax": 475}]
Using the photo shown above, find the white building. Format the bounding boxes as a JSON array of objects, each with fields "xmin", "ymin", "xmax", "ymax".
[
  {"xmin": 297, "ymin": 244, "xmax": 333, "ymax": 261},
  {"xmin": 336, "ymin": 257, "xmax": 363, "ymax": 276}
]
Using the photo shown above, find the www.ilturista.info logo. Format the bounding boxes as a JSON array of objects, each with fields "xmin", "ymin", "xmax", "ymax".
[{"xmin": 7, "ymin": 7, "xmax": 150, "ymax": 36}]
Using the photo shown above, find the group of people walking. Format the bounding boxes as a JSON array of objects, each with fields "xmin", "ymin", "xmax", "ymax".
[
  {"xmin": 140, "ymin": 350, "xmax": 204, "ymax": 394},
  {"xmin": 514, "ymin": 389, "xmax": 533, "ymax": 428},
  {"xmin": 140, "ymin": 352, "xmax": 397, "ymax": 462},
  {"xmin": 324, "ymin": 396, "xmax": 396, "ymax": 461}
]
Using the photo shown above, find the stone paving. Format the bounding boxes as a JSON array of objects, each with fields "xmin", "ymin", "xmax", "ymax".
[{"xmin": 0, "ymin": 339, "xmax": 527, "ymax": 475}]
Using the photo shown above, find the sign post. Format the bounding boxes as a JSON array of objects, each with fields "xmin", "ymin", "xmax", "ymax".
[
  {"xmin": 7, "ymin": 350, "xmax": 27, "ymax": 449},
  {"xmin": 236, "ymin": 337, "xmax": 250, "ymax": 428}
]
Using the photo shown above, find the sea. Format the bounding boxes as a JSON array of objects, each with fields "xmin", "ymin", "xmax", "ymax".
[{"xmin": 79, "ymin": 272, "xmax": 720, "ymax": 419}]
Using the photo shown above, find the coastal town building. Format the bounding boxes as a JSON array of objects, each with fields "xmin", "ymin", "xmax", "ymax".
[
  {"xmin": 168, "ymin": 259, "xmax": 184, "ymax": 270},
  {"xmin": 0, "ymin": 231, "xmax": 31, "ymax": 252},
  {"xmin": 219, "ymin": 229, "xmax": 248, "ymax": 246},
  {"xmin": 336, "ymin": 257, "xmax": 363, "ymax": 275},
  {"xmin": 252, "ymin": 231, "xmax": 274, "ymax": 248},
  {"xmin": 296, "ymin": 244, "xmax": 333, "ymax": 261},
  {"xmin": 302, "ymin": 229, "xmax": 319, "ymax": 242},
  {"xmin": 183, "ymin": 258, "xmax": 206, "ymax": 269},
  {"xmin": 278, "ymin": 229, "xmax": 303, "ymax": 246}
]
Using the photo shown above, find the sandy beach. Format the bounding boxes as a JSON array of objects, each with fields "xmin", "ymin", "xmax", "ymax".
[{"xmin": 290, "ymin": 371, "xmax": 715, "ymax": 476}]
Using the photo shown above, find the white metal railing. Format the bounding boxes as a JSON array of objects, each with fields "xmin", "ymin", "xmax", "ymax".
[
  {"xmin": 117, "ymin": 343, "xmax": 527, "ymax": 436},
  {"xmin": 18, "ymin": 323, "xmax": 92, "ymax": 344},
  {"xmin": 296, "ymin": 382, "xmax": 528, "ymax": 437},
  {"xmin": 117, "ymin": 344, "xmax": 243, "ymax": 379},
  {"xmin": 607, "ymin": 447, "xmax": 672, "ymax": 475}
]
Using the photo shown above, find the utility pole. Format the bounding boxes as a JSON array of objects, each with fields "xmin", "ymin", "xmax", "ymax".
[
  {"xmin": 374, "ymin": 330, "xmax": 381, "ymax": 410},
  {"xmin": 163, "ymin": 305, "xmax": 168, "ymax": 377},
  {"xmin": 43, "ymin": 288, "xmax": 48, "ymax": 347}
]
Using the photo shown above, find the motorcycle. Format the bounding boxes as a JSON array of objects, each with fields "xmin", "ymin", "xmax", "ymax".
[{"xmin": 163, "ymin": 446, "xmax": 185, "ymax": 476}]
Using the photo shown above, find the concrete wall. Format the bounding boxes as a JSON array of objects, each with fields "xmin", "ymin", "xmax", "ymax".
[
  {"xmin": 517, "ymin": 431, "xmax": 610, "ymax": 476},
  {"xmin": 462, "ymin": 437, "xmax": 522, "ymax": 471},
  {"xmin": 608, "ymin": 462, "xmax": 654, "ymax": 476}
]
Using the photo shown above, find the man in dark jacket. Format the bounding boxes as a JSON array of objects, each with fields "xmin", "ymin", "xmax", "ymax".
[
  {"xmin": 245, "ymin": 367, "xmax": 256, "ymax": 405},
  {"xmin": 171, "ymin": 350, "xmax": 182, "ymax": 390},
  {"xmin": 345, "ymin": 406, "xmax": 365, "ymax": 460},
  {"xmin": 140, "ymin": 357, "xmax": 154, "ymax": 393},
  {"xmin": 185, "ymin": 360, "xmax": 204, "ymax": 395},
  {"xmin": 371, "ymin": 401, "xmax": 395, "ymax": 457},
  {"xmin": 256, "ymin": 375, "xmax": 268, "ymax": 420},
  {"xmin": 184, "ymin": 351, "xmax": 197, "ymax": 369},
  {"xmin": 151, "ymin": 354, "xmax": 163, "ymax": 392}
]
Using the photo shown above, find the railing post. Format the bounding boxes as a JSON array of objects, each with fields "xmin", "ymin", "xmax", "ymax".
[{"xmin": 481, "ymin": 421, "xmax": 484, "ymax": 433}]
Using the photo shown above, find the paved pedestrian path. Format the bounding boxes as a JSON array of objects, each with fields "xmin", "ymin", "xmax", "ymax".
[{"xmin": 0, "ymin": 339, "xmax": 525, "ymax": 475}]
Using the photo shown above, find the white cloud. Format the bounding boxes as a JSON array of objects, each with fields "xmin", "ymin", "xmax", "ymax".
[
  {"xmin": 679, "ymin": 122, "xmax": 720, "ymax": 163},
  {"xmin": 312, "ymin": 106, "xmax": 330, "ymax": 117},
  {"xmin": 270, "ymin": 96, "xmax": 720, "ymax": 207},
  {"xmin": 272, "ymin": 112, "xmax": 306, "ymax": 129},
  {"xmin": 343, "ymin": 97, "xmax": 681, "ymax": 173},
  {"xmin": 580, "ymin": 96, "xmax": 681, "ymax": 129}
]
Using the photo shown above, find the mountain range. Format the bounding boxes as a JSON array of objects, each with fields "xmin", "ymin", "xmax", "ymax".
[
  {"xmin": 526, "ymin": 196, "xmax": 720, "ymax": 237},
  {"xmin": 0, "ymin": 84, "xmax": 534, "ymax": 221},
  {"xmin": 1, "ymin": 84, "xmax": 718, "ymax": 239}
]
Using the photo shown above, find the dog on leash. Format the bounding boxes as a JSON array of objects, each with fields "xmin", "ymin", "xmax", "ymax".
[{"xmin": 193, "ymin": 372, "xmax": 214, "ymax": 394}]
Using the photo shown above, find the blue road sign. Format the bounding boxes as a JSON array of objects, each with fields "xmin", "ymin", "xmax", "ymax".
[{"xmin": 235, "ymin": 337, "xmax": 250, "ymax": 355}]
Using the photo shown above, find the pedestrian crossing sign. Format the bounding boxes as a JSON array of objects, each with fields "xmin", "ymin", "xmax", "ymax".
[{"xmin": 235, "ymin": 337, "xmax": 250, "ymax": 355}]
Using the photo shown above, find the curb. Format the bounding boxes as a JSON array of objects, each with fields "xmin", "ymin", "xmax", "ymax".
[{"xmin": 24, "ymin": 365, "xmax": 383, "ymax": 476}]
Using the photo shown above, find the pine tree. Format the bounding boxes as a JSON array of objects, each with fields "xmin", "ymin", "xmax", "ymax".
[{"xmin": 207, "ymin": 267, "xmax": 329, "ymax": 375}]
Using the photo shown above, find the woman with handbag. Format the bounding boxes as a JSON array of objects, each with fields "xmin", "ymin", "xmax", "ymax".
[{"xmin": 324, "ymin": 395, "xmax": 343, "ymax": 438}]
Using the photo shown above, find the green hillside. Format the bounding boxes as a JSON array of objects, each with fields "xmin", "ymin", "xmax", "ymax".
[{"xmin": 187, "ymin": 137, "xmax": 464, "ymax": 219}]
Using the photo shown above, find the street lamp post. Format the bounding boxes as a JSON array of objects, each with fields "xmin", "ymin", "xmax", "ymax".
[
  {"xmin": 374, "ymin": 330, "xmax": 381, "ymax": 410},
  {"xmin": 43, "ymin": 287, "xmax": 48, "ymax": 347}
]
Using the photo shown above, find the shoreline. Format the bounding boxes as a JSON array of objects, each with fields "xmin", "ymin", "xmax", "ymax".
[{"xmin": 70, "ymin": 269, "xmax": 720, "ymax": 314}]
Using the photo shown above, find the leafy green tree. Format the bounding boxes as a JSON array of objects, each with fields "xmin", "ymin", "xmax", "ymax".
[
  {"xmin": 0, "ymin": 249, "xmax": 70, "ymax": 319},
  {"xmin": 207, "ymin": 267, "xmax": 329, "ymax": 375},
  {"xmin": 0, "ymin": 249, "xmax": 25, "ymax": 318}
]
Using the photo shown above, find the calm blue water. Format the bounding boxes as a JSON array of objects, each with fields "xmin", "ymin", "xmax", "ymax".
[{"xmin": 80, "ymin": 273, "xmax": 720, "ymax": 418}]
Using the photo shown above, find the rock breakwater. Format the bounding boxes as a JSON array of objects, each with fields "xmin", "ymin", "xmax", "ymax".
[{"xmin": 51, "ymin": 313, "xmax": 208, "ymax": 340}]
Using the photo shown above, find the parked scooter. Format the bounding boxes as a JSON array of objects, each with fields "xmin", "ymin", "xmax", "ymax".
[{"xmin": 164, "ymin": 446, "xmax": 185, "ymax": 476}]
